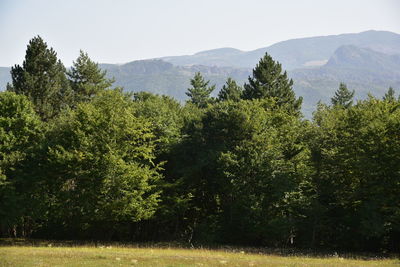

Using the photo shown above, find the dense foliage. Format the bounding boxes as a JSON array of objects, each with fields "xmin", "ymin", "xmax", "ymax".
[{"xmin": 1, "ymin": 37, "xmax": 399, "ymax": 253}]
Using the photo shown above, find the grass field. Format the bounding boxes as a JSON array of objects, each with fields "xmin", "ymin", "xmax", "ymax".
[{"xmin": 0, "ymin": 243, "xmax": 399, "ymax": 267}]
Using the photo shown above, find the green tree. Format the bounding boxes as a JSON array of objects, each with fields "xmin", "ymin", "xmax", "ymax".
[
  {"xmin": 383, "ymin": 87, "xmax": 396, "ymax": 102},
  {"xmin": 242, "ymin": 53, "xmax": 302, "ymax": 114},
  {"xmin": 331, "ymin": 83, "xmax": 355, "ymax": 108},
  {"xmin": 8, "ymin": 36, "xmax": 71, "ymax": 120},
  {"xmin": 186, "ymin": 72, "xmax": 215, "ymax": 108},
  {"xmin": 174, "ymin": 99, "xmax": 307, "ymax": 245},
  {"xmin": 67, "ymin": 50, "xmax": 114, "ymax": 104},
  {"xmin": 0, "ymin": 92, "xmax": 42, "ymax": 237},
  {"xmin": 309, "ymin": 97, "xmax": 400, "ymax": 250},
  {"xmin": 43, "ymin": 90, "xmax": 162, "ymax": 239},
  {"xmin": 132, "ymin": 92, "xmax": 183, "ymax": 155},
  {"xmin": 218, "ymin": 77, "xmax": 242, "ymax": 102}
]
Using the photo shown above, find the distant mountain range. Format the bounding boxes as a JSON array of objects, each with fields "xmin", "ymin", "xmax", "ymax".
[
  {"xmin": 161, "ymin": 30, "xmax": 400, "ymax": 70},
  {"xmin": 290, "ymin": 44, "xmax": 400, "ymax": 114},
  {"xmin": 100, "ymin": 60, "xmax": 250, "ymax": 101},
  {"xmin": 1, "ymin": 30, "xmax": 399, "ymax": 117}
]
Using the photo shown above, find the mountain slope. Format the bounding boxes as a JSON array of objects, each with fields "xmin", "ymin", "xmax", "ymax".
[
  {"xmin": 161, "ymin": 48, "xmax": 245, "ymax": 67},
  {"xmin": 1, "ymin": 30, "xmax": 399, "ymax": 118},
  {"xmin": 162, "ymin": 30, "xmax": 400, "ymax": 70},
  {"xmin": 291, "ymin": 45, "xmax": 400, "ymax": 114},
  {"xmin": 100, "ymin": 60, "xmax": 250, "ymax": 101}
]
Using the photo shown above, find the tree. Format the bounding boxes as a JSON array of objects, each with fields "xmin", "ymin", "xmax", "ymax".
[
  {"xmin": 383, "ymin": 87, "xmax": 396, "ymax": 102},
  {"xmin": 218, "ymin": 77, "xmax": 242, "ymax": 102},
  {"xmin": 43, "ymin": 90, "xmax": 162, "ymax": 239},
  {"xmin": 186, "ymin": 72, "xmax": 215, "ymax": 108},
  {"xmin": 8, "ymin": 36, "xmax": 71, "ymax": 120},
  {"xmin": 173, "ymin": 98, "xmax": 307, "ymax": 245},
  {"xmin": 309, "ymin": 97, "xmax": 400, "ymax": 250},
  {"xmin": 0, "ymin": 92, "xmax": 42, "ymax": 237},
  {"xmin": 331, "ymin": 83, "xmax": 355, "ymax": 108},
  {"xmin": 132, "ymin": 92, "xmax": 183, "ymax": 156},
  {"xmin": 242, "ymin": 53, "xmax": 302, "ymax": 114},
  {"xmin": 67, "ymin": 50, "xmax": 114, "ymax": 104}
]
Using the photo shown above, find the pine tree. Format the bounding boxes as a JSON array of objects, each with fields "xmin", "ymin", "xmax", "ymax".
[
  {"xmin": 242, "ymin": 52, "xmax": 302, "ymax": 113},
  {"xmin": 218, "ymin": 77, "xmax": 242, "ymax": 102},
  {"xmin": 331, "ymin": 83, "xmax": 355, "ymax": 108},
  {"xmin": 67, "ymin": 50, "xmax": 114, "ymax": 104},
  {"xmin": 8, "ymin": 36, "xmax": 71, "ymax": 120},
  {"xmin": 186, "ymin": 72, "xmax": 215, "ymax": 108},
  {"xmin": 383, "ymin": 87, "xmax": 396, "ymax": 102}
]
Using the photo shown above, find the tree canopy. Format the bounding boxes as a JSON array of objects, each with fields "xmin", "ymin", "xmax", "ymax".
[
  {"xmin": 67, "ymin": 50, "xmax": 114, "ymax": 104},
  {"xmin": 186, "ymin": 72, "xmax": 215, "ymax": 108},
  {"xmin": 331, "ymin": 82, "xmax": 355, "ymax": 108},
  {"xmin": 1, "ymin": 36, "xmax": 400, "ymax": 252},
  {"xmin": 242, "ymin": 52, "xmax": 302, "ymax": 114},
  {"xmin": 8, "ymin": 36, "xmax": 71, "ymax": 120},
  {"xmin": 218, "ymin": 77, "xmax": 242, "ymax": 102}
]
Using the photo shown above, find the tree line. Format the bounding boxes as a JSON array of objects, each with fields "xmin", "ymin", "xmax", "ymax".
[{"xmin": 1, "ymin": 36, "xmax": 399, "ymax": 252}]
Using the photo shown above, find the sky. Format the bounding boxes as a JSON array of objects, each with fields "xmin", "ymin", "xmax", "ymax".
[{"xmin": 0, "ymin": 0, "xmax": 399, "ymax": 67}]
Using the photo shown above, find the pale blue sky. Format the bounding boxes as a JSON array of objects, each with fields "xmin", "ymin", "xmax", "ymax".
[{"xmin": 1, "ymin": 0, "xmax": 399, "ymax": 66}]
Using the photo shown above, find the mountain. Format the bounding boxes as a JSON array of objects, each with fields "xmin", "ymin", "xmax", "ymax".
[
  {"xmin": 161, "ymin": 30, "xmax": 400, "ymax": 70},
  {"xmin": 100, "ymin": 45, "xmax": 400, "ymax": 116},
  {"xmin": 290, "ymin": 45, "xmax": 400, "ymax": 114},
  {"xmin": 1, "ymin": 30, "xmax": 399, "ymax": 117},
  {"xmin": 100, "ymin": 60, "xmax": 250, "ymax": 101},
  {"xmin": 161, "ymin": 48, "xmax": 245, "ymax": 67},
  {"xmin": 0, "ymin": 61, "xmax": 250, "ymax": 101}
]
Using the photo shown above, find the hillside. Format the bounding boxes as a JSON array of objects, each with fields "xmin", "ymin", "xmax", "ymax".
[
  {"xmin": 161, "ymin": 30, "xmax": 400, "ymax": 70},
  {"xmin": 1, "ymin": 30, "xmax": 399, "ymax": 117},
  {"xmin": 101, "ymin": 44, "xmax": 400, "ymax": 117},
  {"xmin": 291, "ymin": 45, "xmax": 400, "ymax": 114},
  {"xmin": 100, "ymin": 60, "xmax": 250, "ymax": 101}
]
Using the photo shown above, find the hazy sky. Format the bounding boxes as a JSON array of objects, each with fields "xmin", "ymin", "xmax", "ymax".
[{"xmin": 1, "ymin": 0, "xmax": 399, "ymax": 66}]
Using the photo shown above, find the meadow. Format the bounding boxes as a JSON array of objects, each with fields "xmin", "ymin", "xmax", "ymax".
[{"xmin": 0, "ymin": 240, "xmax": 398, "ymax": 267}]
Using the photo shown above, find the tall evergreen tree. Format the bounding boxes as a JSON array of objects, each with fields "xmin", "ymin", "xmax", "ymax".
[
  {"xmin": 242, "ymin": 52, "xmax": 302, "ymax": 113},
  {"xmin": 383, "ymin": 87, "xmax": 396, "ymax": 102},
  {"xmin": 218, "ymin": 77, "xmax": 242, "ymax": 102},
  {"xmin": 186, "ymin": 72, "xmax": 215, "ymax": 108},
  {"xmin": 8, "ymin": 36, "xmax": 71, "ymax": 120},
  {"xmin": 331, "ymin": 83, "xmax": 355, "ymax": 108},
  {"xmin": 67, "ymin": 50, "xmax": 114, "ymax": 103}
]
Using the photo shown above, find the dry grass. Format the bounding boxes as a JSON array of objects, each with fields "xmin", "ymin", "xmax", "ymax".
[{"xmin": 0, "ymin": 244, "xmax": 399, "ymax": 267}]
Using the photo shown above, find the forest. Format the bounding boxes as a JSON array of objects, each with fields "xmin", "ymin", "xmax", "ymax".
[{"xmin": 0, "ymin": 36, "xmax": 399, "ymax": 253}]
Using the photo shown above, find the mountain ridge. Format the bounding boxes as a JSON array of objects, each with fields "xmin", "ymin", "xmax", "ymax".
[
  {"xmin": 1, "ymin": 30, "xmax": 399, "ymax": 117},
  {"xmin": 160, "ymin": 30, "xmax": 400, "ymax": 70}
]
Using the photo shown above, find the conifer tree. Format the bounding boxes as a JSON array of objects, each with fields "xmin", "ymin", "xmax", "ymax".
[
  {"xmin": 242, "ymin": 52, "xmax": 302, "ymax": 113},
  {"xmin": 383, "ymin": 87, "xmax": 396, "ymax": 102},
  {"xmin": 67, "ymin": 50, "xmax": 114, "ymax": 103},
  {"xmin": 186, "ymin": 72, "xmax": 215, "ymax": 108},
  {"xmin": 8, "ymin": 36, "xmax": 71, "ymax": 120},
  {"xmin": 331, "ymin": 83, "xmax": 355, "ymax": 108},
  {"xmin": 218, "ymin": 77, "xmax": 242, "ymax": 102}
]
